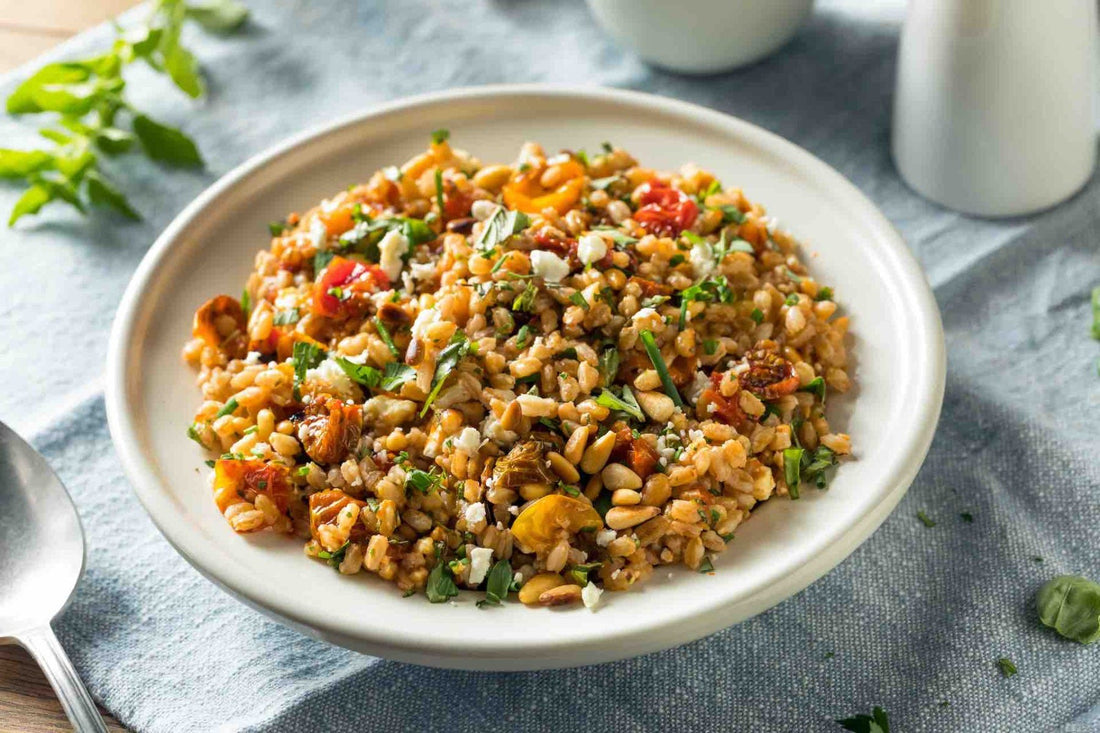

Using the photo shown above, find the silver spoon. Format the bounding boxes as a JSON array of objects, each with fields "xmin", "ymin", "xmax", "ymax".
[{"xmin": 0, "ymin": 420, "xmax": 107, "ymax": 732}]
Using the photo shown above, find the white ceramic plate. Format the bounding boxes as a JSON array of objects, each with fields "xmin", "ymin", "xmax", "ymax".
[{"xmin": 106, "ymin": 85, "xmax": 945, "ymax": 670}]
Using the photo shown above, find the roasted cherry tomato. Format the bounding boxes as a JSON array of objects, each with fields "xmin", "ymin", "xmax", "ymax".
[
  {"xmin": 298, "ymin": 397, "xmax": 363, "ymax": 464},
  {"xmin": 503, "ymin": 160, "xmax": 586, "ymax": 215},
  {"xmin": 634, "ymin": 180, "xmax": 699, "ymax": 237},
  {"xmin": 511, "ymin": 494, "xmax": 603, "ymax": 554},
  {"xmin": 611, "ymin": 428, "xmax": 659, "ymax": 480},
  {"xmin": 700, "ymin": 371, "xmax": 748, "ymax": 428},
  {"xmin": 193, "ymin": 295, "xmax": 248, "ymax": 358},
  {"xmin": 312, "ymin": 256, "xmax": 391, "ymax": 319},
  {"xmin": 213, "ymin": 459, "xmax": 292, "ymax": 515},
  {"xmin": 308, "ymin": 489, "xmax": 369, "ymax": 543},
  {"xmin": 739, "ymin": 349, "xmax": 800, "ymax": 400}
]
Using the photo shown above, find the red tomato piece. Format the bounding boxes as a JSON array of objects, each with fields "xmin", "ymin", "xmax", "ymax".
[
  {"xmin": 213, "ymin": 459, "xmax": 292, "ymax": 514},
  {"xmin": 312, "ymin": 256, "xmax": 391, "ymax": 318},
  {"xmin": 634, "ymin": 180, "xmax": 699, "ymax": 237}
]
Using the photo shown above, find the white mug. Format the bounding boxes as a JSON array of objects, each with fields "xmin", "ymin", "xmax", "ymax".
[{"xmin": 892, "ymin": 0, "xmax": 1097, "ymax": 217}]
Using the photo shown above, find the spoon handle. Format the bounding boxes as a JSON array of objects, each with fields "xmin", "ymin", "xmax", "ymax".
[{"xmin": 20, "ymin": 625, "xmax": 108, "ymax": 733}]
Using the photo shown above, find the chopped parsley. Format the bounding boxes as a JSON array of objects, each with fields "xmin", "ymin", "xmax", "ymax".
[
  {"xmin": 568, "ymin": 562, "xmax": 602, "ymax": 586},
  {"xmin": 333, "ymin": 356, "xmax": 382, "ymax": 388},
  {"xmin": 1091, "ymin": 286, "xmax": 1100, "ymax": 340},
  {"xmin": 917, "ymin": 510, "xmax": 936, "ymax": 527},
  {"xmin": 512, "ymin": 283, "xmax": 538, "ymax": 312},
  {"xmin": 960, "ymin": 511, "xmax": 974, "ymax": 523},
  {"xmin": 515, "ymin": 324, "xmax": 531, "ymax": 349},
  {"xmin": 698, "ymin": 556, "xmax": 715, "ymax": 573},
  {"xmin": 186, "ymin": 422, "xmax": 206, "ymax": 446},
  {"xmin": 718, "ymin": 205, "xmax": 746, "ymax": 225},
  {"xmin": 434, "ymin": 168, "xmax": 445, "ymax": 215},
  {"xmin": 997, "ymin": 657, "xmax": 1017, "ymax": 678},
  {"xmin": 405, "ymin": 468, "xmax": 444, "ymax": 494},
  {"xmin": 316, "ymin": 540, "xmax": 350, "ymax": 569},
  {"xmin": 639, "ymin": 330, "xmax": 684, "ymax": 407},
  {"xmin": 589, "ymin": 175, "xmax": 620, "ymax": 190},
  {"xmin": 268, "ymin": 220, "xmax": 290, "ymax": 236},
  {"xmin": 240, "ymin": 289, "xmax": 251, "ymax": 317},
  {"xmin": 380, "ymin": 362, "xmax": 416, "ymax": 392},
  {"xmin": 702, "ymin": 338, "xmax": 718, "ymax": 356},
  {"xmin": 750, "ymin": 308, "xmax": 764, "ymax": 324},
  {"xmin": 313, "ymin": 249, "xmax": 335, "ymax": 274},
  {"xmin": 592, "ymin": 226, "xmax": 638, "ymax": 246},
  {"xmin": 816, "ymin": 286, "xmax": 834, "ymax": 302},
  {"xmin": 568, "ymin": 291, "xmax": 590, "ymax": 310},
  {"xmin": 430, "ymin": 128, "xmax": 450, "ymax": 145}
]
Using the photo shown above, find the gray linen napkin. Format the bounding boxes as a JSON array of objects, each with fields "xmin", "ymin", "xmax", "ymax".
[{"xmin": 2, "ymin": 1, "xmax": 1097, "ymax": 730}]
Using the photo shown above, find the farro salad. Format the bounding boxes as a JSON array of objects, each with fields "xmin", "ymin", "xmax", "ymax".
[{"xmin": 183, "ymin": 132, "xmax": 852, "ymax": 610}]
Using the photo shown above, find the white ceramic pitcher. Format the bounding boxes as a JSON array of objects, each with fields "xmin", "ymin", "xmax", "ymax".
[{"xmin": 892, "ymin": 0, "xmax": 1097, "ymax": 217}]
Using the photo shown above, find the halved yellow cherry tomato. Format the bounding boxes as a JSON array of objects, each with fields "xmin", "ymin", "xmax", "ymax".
[
  {"xmin": 511, "ymin": 494, "xmax": 603, "ymax": 553},
  {"xmin": 502, "ymin": 160, "xmax": 586, "ymax": 215}
]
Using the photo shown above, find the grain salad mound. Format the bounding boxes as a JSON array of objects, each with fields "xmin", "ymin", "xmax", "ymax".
[{"xmin": 183, "ymin": 132, "xmax": 853, "ymax": 610}]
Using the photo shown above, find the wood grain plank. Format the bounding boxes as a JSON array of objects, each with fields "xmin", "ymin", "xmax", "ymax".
[
  {"xmin": 0, "ymin": 0, "xmax": 141, "ymax": 35},
  {"xmin": 0, "ymin": 27, "xmax": 67, "ymax": 74},
  {"xmin": 0, "ymin": 645, "xmax": 126, "ymax": 732}
]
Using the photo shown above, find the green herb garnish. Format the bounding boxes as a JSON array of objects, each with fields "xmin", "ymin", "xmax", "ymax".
[
  {"xmin": 273, "ymin": 308, "xmax": 299, "ymax": 326},
  {"xmin": 569, "ymin": 291, "xmax": 590, "ymax": 311},
  {"xmin": 476, "ymin": 205, "xmax": 529, "ymax": 252},
  {"xmin": 420, "ymin": 332, "xmax": 474, "ymax": 416},
  {"xmin": 405, "ymin": 468, "xmax": 444, "ymax": 494},
  {"xmin": 1091, "ymin": 286, "xmax": 1100, "ymax": 340},
  {"xmin": 215, "ymin": 397, "xmax": 238, "ymax": 418},
  {"xmin": 512, "ymin": 283, "xmax": 538, "ymax": 312},
  {"xmin": 589, "ymin": 175, "xmax": 620, "ymax": 190},
  {"xmin": 186, "ymin": 422, "xmax": 206, "ymax": 446},
  {"xmin": 836, "ymin": 706, "xmax": 890, "ymax": 733},
  {"xmin": 1036, "ymin": 574, "xmax": 1100, "ymax": 644},
  {"xmin": 568, "ymin": 562, "xmax": 602, "ymax": 586},
  {"xmin": 374, "ymin": 317, "xmax": 401, "ymax": 359},
  {"xmin": 698, "ymin": 556, "xmax": 715, "ymax": 574},
  {"xmin": 782, "ymin": 448, "xmax": 802, "ymax": 499},
  {"xmin": 477, "ymin": 560, "xmax": 515, "ymax": 607},
  {"xmin": 718, "ymin": 205, "xmax": 746, "ymax": 225},
  {"xmin": 434, "ymin": 168, "xmax": 445, "ymax": 215},
  {"xmin": 426, "ymin": 561, "xmax": 458, "ymax": 603},
  {"xmin": 515, "ymin": 324, "xmax": 531, "ymax": 349},
  {"xmin": 960, "ymin": 512, "xmax": 974, "ymax": 523},
  {"xmin": 997, "ymin": 657, "xmax": 1017, "ymax": 678},
  {"xmin": 816, "ymin": 287, "xmax": 834, "ymax": 302},
  {"xmin": 750, "ymin": 308, "xmax": 764, "ymax": 324},
  {"xmin": 592, "ymin": 226, "xmax": 638, "ymax": 246},
  {"xmin": 313, "ymin": 250, "xmax": 334, "ymax": 274},
  {"xmin": 638, "ymin": 330, "xmax": 683, "ymax": 407},
  {"xmin": 240, "ymin": 289, "xmax": 251, "ymax": 317},
  {"xmin": 595, "ymin": 387, "xmax": 644, "ymax": 422},
  {"xmin": 292, "ymin": 341, "xmax": 326, "ymax": 400},
  {"xmin": 430, "ymin": 128, "xmax": 450, "ymax": 145},
  {"xmin": 1, "ymin": 0, "xmax": 247, "ymax": 225},
  {"xmin": 917, "ymin": 510, "xmax": 936, "ymax": 527},
  {"xmin": 800, "ymin": 376, "xmax": 826, "ymax": 403},
  {"xmin": 333, "ymin": 356, "xmax": 381, "ymax": 388},
  {"xmin": 380, "ymin": 362, "xmax": 415, "ymax": 392},
  {"xmin": 702, "ymin": 338, "xmax": 718, "ymax": 356},
  {"xmin": 598, "ymin": 346, "xmax": 619, "ymax": 388}
]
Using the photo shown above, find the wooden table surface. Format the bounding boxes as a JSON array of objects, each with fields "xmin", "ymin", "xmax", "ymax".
[{"xmin": 1, "ymin": 4, "xmax": 140, "ymax": 729}]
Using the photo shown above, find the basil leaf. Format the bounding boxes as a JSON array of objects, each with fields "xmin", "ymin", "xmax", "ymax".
[
  {"xmin": 7, "ymin": 62, "xmax": 91, "ymax": 114},
  {"xmin": 162, "ymin": 41, "xmax": 204, "ymax": 98},
  {"xmin": 426, "ymin": 561, "xmax": 459, "ymax": 603},
  {"xmin": 1092, "ymin": 286, "xmax": 1100, "ymax": 340},
  {"xmin": 638, "ymin": 329, "xmax": 683, "ymax": 407},
  {"xmin": 133, "ymin": 114, "xmax": 203, "ymax": 167},
  {"xmin": 782, "ymin": 448, "xmax": 803, "ymax": 499},
  {"xmin": 292, "ymin": 341, "xmax": 326, "ymax": 399},
  {"xmin": 421, "ymin": 332, "xmax": 474, "ymax": 416},
  {"xmin": 185, "ymin": 0, "xmax": 250, "ymax": 32},
  {"xmin": 8, "ymin": 184, "xmax": 52, "ymax": 226},
  {"xmin": 598, "ymin": 346, "xmax": 619, "ymax": 388},
  {"xmin": 85, "ymin": 171, "xmax": 140, "ymax": 220},
  {"xmin": 334, "ymin": 356, "xmax": 382, "ymax": 389},
  {"xmin": 1036, "ymin": 575, "xmax": 1100, "ymax": 644},
  {"xmin": 478, "ymin": 560, "xmax": 514, "ymax": 607},
  {"xmin": 475, "ymin": 206, "xmax": 529, "ymax": 251},
  {"xmin": 0, "ymin": 149, "xmax": 54, "ymax": 178},
  {"xmin": 380, "ymin": 362, "xmax": 416, "ymax": 392},
  {"xmin": 594, "ymin": 387, "xmax": 644, "ymax": 422},
  {"xmin": 836, "ymin": 706, "xmax": 890, "ymax": 733}
]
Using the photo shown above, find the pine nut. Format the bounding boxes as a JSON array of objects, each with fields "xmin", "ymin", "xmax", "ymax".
[
  {"xmin": 580, "ymin": 430, "xmax": 616, "ymax": 474},
  {"xmin": 547, "ymin": 451, "xmax": 580, "ymax": 483},
  {"xmin": 601, "ymin": 463, "xmax": 642, "ymax": 491},
  {"xmin": 538, "ymin": 584, "xmax": 583, "ymax": 606},
  {"xmin": 605, "ymin": 505, "xmax": 659, "ymax": 530},
  {"xmin": 611, "ymin": 489, "xmax": 642, "ymax": 506},
  {"xmin": 564, "ymin": 425, "xmax": 590, "ymax": 465},
  {"xmin": 519, "ymin": 573, "xmax": 565, "ymax": 605}
]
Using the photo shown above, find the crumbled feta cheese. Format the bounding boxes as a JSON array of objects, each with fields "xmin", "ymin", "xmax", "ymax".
[
  {"xmin": 471, "ymin": 200, "xmax": 498, "ymax": 221},
  {"xmin": 306, "ymin": 358, "xmax": 358, "ymax": 400},
  {"xmin": 513, "ymin": 571, "xmax": 524, "ymax": 586},
  {"xmin": 464, "ymin": 502, "xmax": 486, "ymax": 526},
  {"xmin": 244, "ymin": 351, "xmax": 262, "ymax": 364},
  {"xmin": 690, "ymin": 241, "xmax": 715, "ymax": 278},
  {"xmin": 581, "ymin": 582, "xmax": 603, "ymax": 610},
  {"xmin": 688, "ymin": 428, "xmax": 705, "ymax": 445},
  {"xmin": 453, "ymin": 427, "xmax": 481, "ymax": 455},
  {"xmin": 308, "ymin": 217, "xmax": 328, "ymax": 249},
  {"xmin": 530, "ymin": 250, "xmax": 571, "ymax": 283},
  {"xmin": 508, "ymin": 505, "xmax": 519, "ymax": 516},
  {"xmin": 411, "ymin": 307, "xmax": 441, "ymax": 341},
  {"xmin": 577, "ymin": 233, "xmax": 608, "ymax": 265},
  {"xmin": 686, "ymin": 371, "xmax": 710, "ymax": 404},
  {"xmin": 467, "ymin": 547, "xmax": 494, "ymax": 585},
  {"xmin": 378, "ymin": 228, "xmax": 408, "ymax": 282},
  {"xmin": 408, "ymin": 260, "xmax": 437, "ymax": 282},
  {"xmin": 595, "ymin": 529, "xmax": 617, "ymax": 547}
]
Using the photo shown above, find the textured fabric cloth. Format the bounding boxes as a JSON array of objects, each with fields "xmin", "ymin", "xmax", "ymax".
[{"xmin": 2, "ymin": 1, "xmax": 1098, "ymax": 731}]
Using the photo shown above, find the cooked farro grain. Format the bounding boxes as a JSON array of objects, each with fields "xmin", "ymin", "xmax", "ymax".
[{"xmin": 183, "ymin": 133, "xmax": 853, "ymax": 609}]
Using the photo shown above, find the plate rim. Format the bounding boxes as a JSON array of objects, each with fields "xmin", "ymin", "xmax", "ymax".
[{"xmin": 105, "ymin": 83, "xmax": 946, "ymax": 669}]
